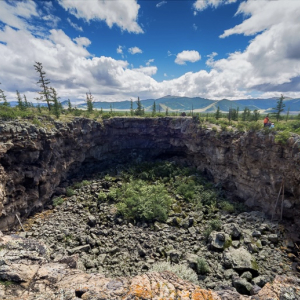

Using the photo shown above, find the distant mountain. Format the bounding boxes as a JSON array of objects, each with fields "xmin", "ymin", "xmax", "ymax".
[
  {"xmin": 60, "ymin": 96, "xmax": 300, "ymax": 114},
  {"xmin": 6, "ymin": 101, "xmax": 48, "ymax": 107}
]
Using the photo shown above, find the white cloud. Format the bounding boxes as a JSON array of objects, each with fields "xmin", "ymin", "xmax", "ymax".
[
  {"xmin": 67, "ymin": 18, "xmax": 83, "ymax": 32},
  {"xmin": 117, "ymin": 45, "xmax": 124, "ymax": 54},
  {"xmin": 128, "ymin": 46, "xmax": 142, "ymax": 54},
  {"xmin": 58, "ymin": 0, "xmax": 143, "ymax": 34},
  {"xmin": 175, "ymin": 50, "xmax": 201, "ymax": 65},
  {"xmin": 0, "ymin": 0, "xmax": 39, "ymax": 30},
  {"xmin": 146, "ymin": 59, "xmax": 154, "ymax": 66},
  {"xmin": 167, "ymin": 50, "xmax": 173, "ymax": 56},
  {"xmin": 1, "ymin": 0, "xmax": 300, "ymax": 103},
  {"xmin": 156, "ymin": 1, "xmax": 167, "ymax": 8},
  {"xmin": 164, "ymin": 73, "xmax": 167, "ymax": 77},
  {"xmin": 42, "ymin": 15, "xmax": 61, "ymax": 28},
  {"xmin": 193, "ymin": 0, "xmax": 237, "ymax": 12},
  {"xmin": 193, "ymin": 23, "xmax": 197, "ymax": 30},
  {"xmin": 133, "ymin": 66, "xmax": 157, "ymax": 76},
  {"xmin": 206, "ymin": 52, "xmax": 218, "ymax": 66}
]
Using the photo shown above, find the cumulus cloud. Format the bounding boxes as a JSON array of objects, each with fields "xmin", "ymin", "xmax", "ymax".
[
  {"xmin": 128, "ymin": 46, "xmax": 142, "ymax": 54},
  {"xmin": 1, "ymin": 0, "xmax": 300, "ymax": 103},
  {"xmin": 0, "ymin": 0, "xmax": 39, "ymax": 30},
  {"xmin": 156, "ymin": 1, "xmax": 167, "ymax": 8},
  {"xmin": 67, "ymin": 18, "xmax": 83, "ymax": 32},
  {"xmin": 146, "ymin": 59, "xmax": 154, "ymax": 66},
  {"xmin": 133, "ymin": 66, "xmax": 158, "ymax": 76},
  {"xmin": 117, "ymin": 45, "xmax": 124, "ymax": 54},
  {"xmin": 193, "ymin": 0, "xmax": 237, "ymax": 12},
  {"xmin": 58, "ymin": 0, "xmax": 143, "ymax": 34},
  {"xmin": 175, "ymin": 50, "xmax": 201, "ymax": 65}
]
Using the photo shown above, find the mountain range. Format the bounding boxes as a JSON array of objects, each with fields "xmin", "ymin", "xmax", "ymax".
[{"xmin": 69, "ymin": 95, "xmax": 300, "ymax": 114}]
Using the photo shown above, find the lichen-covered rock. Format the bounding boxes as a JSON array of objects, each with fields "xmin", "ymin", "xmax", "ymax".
[
  {"xmin": 208, "ymin": 231, "xmax": 232, "ymax": 251},
  {"xmin": 223, "ymin": 247, "xmax": 258, "ymax": 274}
]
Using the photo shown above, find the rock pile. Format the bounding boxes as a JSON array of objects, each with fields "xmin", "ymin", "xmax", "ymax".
[{"xmin": 18, "ymin": 178, "xmax": 297, "ymax": 296}]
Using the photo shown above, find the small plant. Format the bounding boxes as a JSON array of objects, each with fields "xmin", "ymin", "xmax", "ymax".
[
  {"xmin": 116, "ymin": 179, "xmax": 172, "ymax": 222},
  {"xmin": 219, "ymin": 201, "xmax": 235, "ymax": 213},
  {"xmin": 98, "ymin": 191, "xmax": 107, "ymax": 202},
  {"xmin": 66, "ymin": 187, "xmax": 75, "ymax": 197},
  {"xmin": 53, "ymin": 197, "xmax": 64, "ymax": 207},
  {"xmin": 150, "ymin": 261, "xmax": 198, "ymax": 284},
  {"xmin": 204, "ymin": 218, "xmax": 222, "ymax": 241},
  {"xmin": 72, "ymin": 182, "xmax": 82, "ymax": 189},
  {"xmin": 0, "ymin": 280, "xmax": 14, "ymax": 287},
  {"xmin": 220, "ymin": 124, "xmax": 227, "ymax": 131},
  {"xmin": 275, "ymin": 130, "xmax": 291, "ymax": 145},
  {"xmin": 196, "ymin": 258, "xmax": 210, "ymax": 275},
  {"xmin": 212, "ymin": 126, "xmax": 218, "ymax": 132}
]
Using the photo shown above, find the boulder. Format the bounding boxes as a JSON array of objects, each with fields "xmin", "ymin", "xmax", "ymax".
[
  {"xmin": 208, "ymin": 231, "xmax": 232, "ymax": 251},
  {"xmin": 232, "ymin": 277, "xmax": 253, "ymax": 295},
  {"xmin": 223, "ymin": 247, "xmax": 259, "ymax": 274}
]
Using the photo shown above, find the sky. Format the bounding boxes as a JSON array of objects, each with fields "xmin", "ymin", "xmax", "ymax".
[{"xmin": 1, "ymin": 0, "xmax": 300, "ymax": 103}]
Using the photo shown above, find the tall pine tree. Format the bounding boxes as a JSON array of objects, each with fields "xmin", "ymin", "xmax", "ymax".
[
  {"xmin": 34, "ymin": 62, "xmax": 52, "ymax": 110},
  {"xmin": 272, "ymin": 94, "xmax": 285, "ymax": 122}
]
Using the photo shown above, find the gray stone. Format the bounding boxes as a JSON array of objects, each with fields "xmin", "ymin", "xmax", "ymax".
[
  {"xmin": 208, "ymin": 231, "xmax": 232, "ymax": 251},
  {"xmin": 268, "ymin": 234, "xmax": 279, "ymax": 243},
  {"xmin": 241, "ymin": 271, "xmax": 253, "ymax": 281},
  {"xmin": 223, "ymin": 247, "xmax": 258, "ymax": 273},
  {"xmin": 251, "ymin": 275, "xmax": 270, "ymax": 287},
  {"xmin": 68, "ymin": 245, "xmax": 90, "ymax": 255},
  {"xmin": 233, "ymin": 277, "xmax": 253, "ymax": 295}
]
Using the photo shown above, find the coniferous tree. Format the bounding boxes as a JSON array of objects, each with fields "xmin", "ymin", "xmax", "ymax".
[
  {"xmin": 272, "ymin": 94, "xmax": 285, "ymax": 122},
  {"xmin": 152, "ymin": 101, "xmax": 156, "ymax": 117},
  {"xmin": 135, "ymin": 97, "xmax": 143, "ymax": 116},
  {"xmin": 68, "ymin": 99, "xmax": 72, "ymax": 111},
  {"xmin": 23, "ymin": 95, "xmax": 29, "ymax": 109},
  {"xmin": 34, "ymin": 62, "xmax": 52, "ymax": 110},
  {"xmin": 16, "ymin": 90, "xmax": 25, "ymax": 110},
  {"xmin": 215, "ymin": 106, "xmax": 221, "ymax": 120},
  {"xmin": 165, "ymin": 107, "xmax": 169, "ymax": 116},
  {"xmin": 50, "ymin": 87, "xmax": 61, "ymax": 118},
  {"xmin": 242, "ymin": 107, "xmax": 247, "ymax": 121},
  {"xmin": 236, "ymin": 107, "xmax": 239, "ymax": 121},
  {"xmin": 37, "ymin": 104, "xmax": 42, "ymax": 113},
  {"xmin": 253, "ymin": 109, "xmax": 260, "ymax": 121},
  {"xmin": 0, "ymin": 83, "xmax": 9, "ymax": 106},
  {"xmin": 130, "ymin": 99, "xmax": 134, "ymax": 116},
  {"xmin": 285, "ymin": 107, "xmax": 290, "ymax": 122},
  {"xmin": 86, "ymin": 92, "xmax": 94, "ymax": 113}
]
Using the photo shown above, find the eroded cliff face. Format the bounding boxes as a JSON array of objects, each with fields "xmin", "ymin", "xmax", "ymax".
[{"xmin": 0, "ymin": 117, "xmax": 299, "ymax": 231}]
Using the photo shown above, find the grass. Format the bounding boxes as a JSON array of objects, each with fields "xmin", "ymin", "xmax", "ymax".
[
  {"xmin": 0, "ymin": 280, "xmax": 14, "ymax": 287},
  {"xmin": 66, "ymin": 187, "xmax": 75, "ymax": 197},
  {"xmin": 53, "ymin": 197, "xmax": 64, "ymax": 207},
  {"xmin": 149, "ymin": 261, "xmax": 198, "ymax": 284}
]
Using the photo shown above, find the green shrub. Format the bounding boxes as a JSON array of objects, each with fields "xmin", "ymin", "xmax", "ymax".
[
  {"xmin": 66, "ymin": 187, "xmax": 75, "ymax": 197},
  {"xmin": 196, "ymin": 258, "xmax": 210, "ymax": 275},
  {"xmin": 53, "ymin": 197, "xmax": 64, "ymax": 207},
  {"xmin": 72, "ymin": 182, "xmax": 82, "ymax": 189},
  {"xmin": 275, "ymin": 130, "xmax": 291, "ymax": 144},
  {"xmin": 219, "ymin": 201, "xmax": 235, "ymax": 213},
  {"xmin": 204, "ymin": 218, "xmax": 222, "ymax": 241},
  {"xmin": 81, "ymin": 180, "xmax": 91, "ymax": 186},
  {"xmin": 245, "ymin": 121, "xmax": 262, "ymax": 132},
  {"xmin": 149, "ymin": 261, "xmax": 198, "ymax": 284},
  {"xmin": 116, "ymin": 179, "xmax": 172, "ymax": 222},
  {"xmin": 236, "ymin": 123, "xmax": 245, "ymax": 132},
  {"xmin": 212, "ymin": 126, "xmax": 218, "ymax": 132},
  {"xmin": 220, "ymin": 124, "xmax": 227, "ymax": 131},
  {"xmin": 98, "ymin": 191, "xmax": 107, "ymax": 202}
]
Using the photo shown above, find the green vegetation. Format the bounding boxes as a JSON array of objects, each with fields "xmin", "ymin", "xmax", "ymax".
[
  {"xmin": 113, "ymin": 180, "xmax": 172, "ymax": 222},
  {"xmin": 53, "ymin": 197, "xmax": 64, "ymax": 207},
  {"xmin": 0, "ymin": 280, "xmax": 14, "ymax": 287},
  {"xmin": 196, "ymin": 258, "xmax": 210, "ymax": 275},
  {"xmin": 66, "ymin": 187, "xmax": 75, "ymax": 197},
  {"xmin": 150, "ymin": 261, "xmax": 198, "ymax": 284},
  {"xmin": 204, "ymin": 218, "xmax": 222, "ymax": 241}
]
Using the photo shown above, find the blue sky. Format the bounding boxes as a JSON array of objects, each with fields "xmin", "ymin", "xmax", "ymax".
[{"xmin": 1, "ymin": 0, "xmax": 300, "ymax": 103}]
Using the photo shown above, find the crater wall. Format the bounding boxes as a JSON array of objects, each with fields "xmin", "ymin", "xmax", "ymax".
[{"xmin": 0, "ymin": 117, "xmax": 299, "ymax": 230}]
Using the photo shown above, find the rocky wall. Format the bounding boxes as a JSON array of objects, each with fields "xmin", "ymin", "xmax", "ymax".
[{"xmin": 0, "ymin": 117, "xmax": 299, "ymax": 231}]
